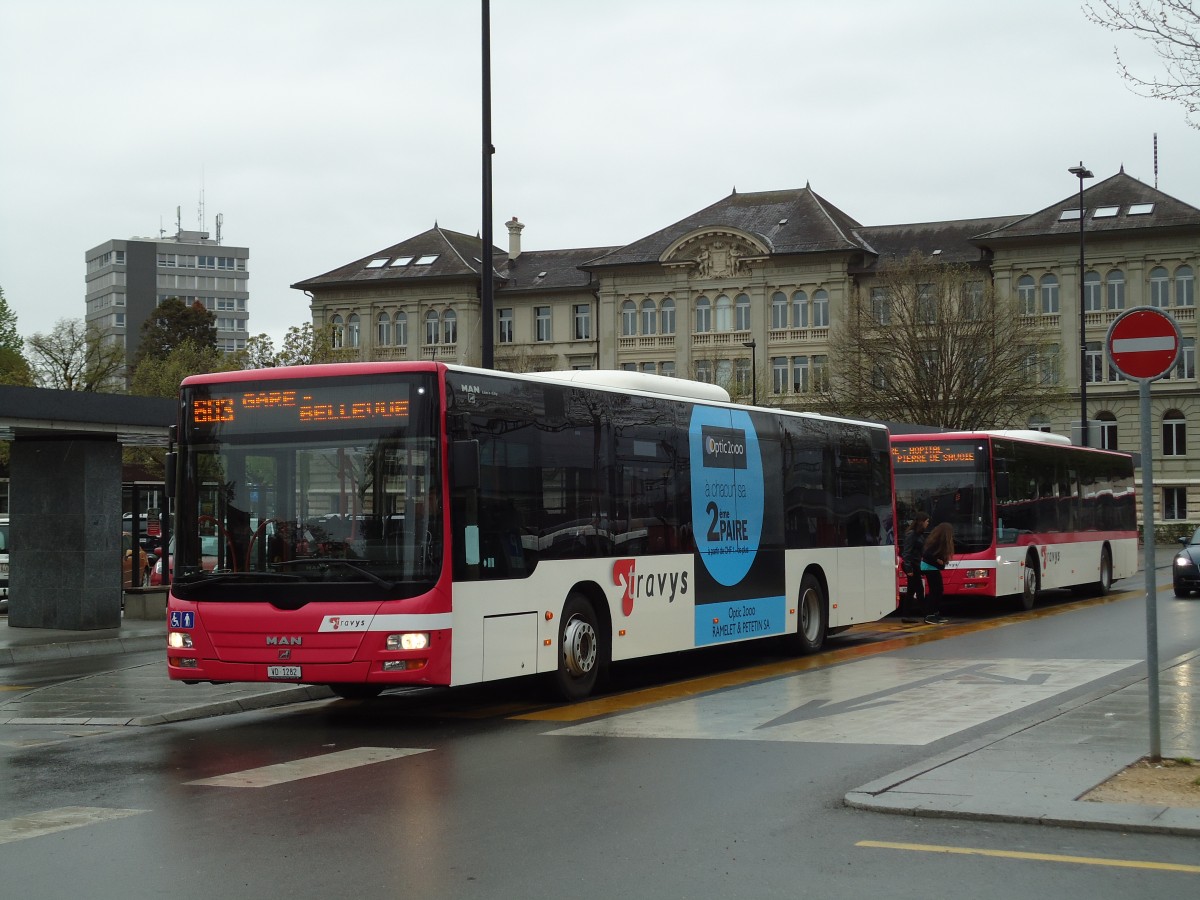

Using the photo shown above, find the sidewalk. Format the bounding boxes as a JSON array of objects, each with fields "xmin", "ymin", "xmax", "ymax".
[{"xmin": 1, "ymin": 547, "xmax": 1197, "ymax": 835}]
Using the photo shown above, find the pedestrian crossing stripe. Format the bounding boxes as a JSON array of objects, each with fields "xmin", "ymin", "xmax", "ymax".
[
  {"xmin": 187, "ymin": 746, "xmax": 430, "ymax": 787},
  {"xmin": 0, "ymin": 807, "xmax": 146, "ymax": 845}
]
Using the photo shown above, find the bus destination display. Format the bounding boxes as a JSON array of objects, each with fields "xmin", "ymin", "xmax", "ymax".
[
  {"xmin": 190, "ymin": 383, "xmax": 410, "ymax": 434},
  {"xmin": 891, "ymin": 442, "xmax": 980, "ymax": 467}
]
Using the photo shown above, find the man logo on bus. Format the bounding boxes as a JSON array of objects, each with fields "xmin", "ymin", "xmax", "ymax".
[{"xmin": 612, "ymin": 559, "xmax": 690, "ymax": 617}]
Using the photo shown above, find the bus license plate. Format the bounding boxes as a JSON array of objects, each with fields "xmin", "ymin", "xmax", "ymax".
[{"xmin": 267, "ymin": 666, "xmax": 301, "ymax": 680}]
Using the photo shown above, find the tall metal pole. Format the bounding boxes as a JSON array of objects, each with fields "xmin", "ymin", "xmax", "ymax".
[
  {"xmin": 1069, "ymin": 163, "xmax": 1093, "ymax": 445},
  {"xmin": 743, "ymin": 340, "xmax": 757, "ymax": 405},
  {"xmin": 1140, "ymin": 378, "xmax": 1162, "ymax": 761},
  {"xmin": 480, "ymin": 0, "xmax": 495, "ymax": 368}
]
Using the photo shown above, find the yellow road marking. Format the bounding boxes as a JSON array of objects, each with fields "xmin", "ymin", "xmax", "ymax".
[
  {"xmin": 0, "ymin": 685, "xmax": 32, "ymax": 692},
  {"xmin": 857, "ymin": 840, "xmax": 1200, "ymax": 874},
  {"xmin": 515, "ymin": 584, "xmax": 1153, "ymax": 722}
]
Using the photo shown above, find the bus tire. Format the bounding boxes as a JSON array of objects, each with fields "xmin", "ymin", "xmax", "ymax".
[
  {"xmin": 330, "ymin": 684, "xmax": 384, "ymax": 700},
  {"xmin": 784, "ymin": 571, "xmax": 827, "ymax": 655},
  {"xmin": 555, "ymin": 593, "xmax": 603, "ymax": 702},
  {"xmin": 1096, "ymin": 546, "xmax": 1113, "ymax": 595},
  {"xmin": 1019, "ymin": 553, "xmax": 1040, "ymax": 611}
]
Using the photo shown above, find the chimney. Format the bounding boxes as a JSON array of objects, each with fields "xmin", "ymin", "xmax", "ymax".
[{"xmin": 506, "ymin": 216, "xmax": 525, "ymax": 260}]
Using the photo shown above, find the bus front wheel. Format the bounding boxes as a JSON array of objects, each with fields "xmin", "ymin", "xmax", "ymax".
[
  {"xmin": 1096, "ymin": 546, "xmax": 1113, "ymax": 595},
  {"xmin": 784, "ymin": 572, "xmax": 827, "ymax": 655},
  {"xmin": 555, "ymin": 593, "xmax": 603, "ymax": 702},
  {"xmin": 1019, "ymin": 554, "xmax": 1040, "ymax": 611}
]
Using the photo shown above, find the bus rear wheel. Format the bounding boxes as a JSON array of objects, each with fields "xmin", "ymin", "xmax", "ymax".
[
  {"xmin": 784, "ymin": 572, "xmax": 827, "ymax": 655},
  {"xmin": 1019, "ymin": 554, "xmax": 1040, "ymax": 611},
  {"xmin": 1096, "ymin": 546, "xmax": 1113, "ymax": 595},
  {"xmin": 555, "ymin": 593, "xmax": 603, "ymax": 702}
]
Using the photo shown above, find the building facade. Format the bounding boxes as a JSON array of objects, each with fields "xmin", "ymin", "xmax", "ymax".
[
  {"xmin": 85, "ymin": 228, "xmax": 251, "ymax": 370},
  {"xmin": 293, "ymin": 172, "xmax": 1200, "ymax": 528}
]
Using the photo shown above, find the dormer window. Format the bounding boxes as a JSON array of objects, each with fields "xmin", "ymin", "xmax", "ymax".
[
  {"xmin": 365, "ymin": 258, "xmax": 389, "ymax": 268},
  {"xmin": 1128, "ymin": 203, "xmax": 1155, "ymax": 215},
  {"xmin": 389, "ymin": 256, "xmax": 414, "ymax": 267},
  {"xmin": 414, "ymin": 254, "xmax": 438, "ymax": 265},
  {"xmin": 1058, "ymin": 209, "xmax": 1082, "ymax": 221},
  {"xmin": 1093, "ymin": 206, "xmax": 1119, "ymax": 218}
]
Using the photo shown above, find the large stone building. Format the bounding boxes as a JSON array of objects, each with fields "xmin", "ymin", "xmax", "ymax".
[
  {"xmin": 292, "ymin": 170, "xmax": 1200, "ymax": 527},
  {"xmin": 85, "ymin": 227, "xmax": 251, "ymax": 370}
]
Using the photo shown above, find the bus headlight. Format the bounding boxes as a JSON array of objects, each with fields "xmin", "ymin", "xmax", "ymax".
[
  {"xmin": 168, "ymin": 632, "xmax": 193, "ymax": 649},
  {"xmin": 963, "ymin": 569, "xmax": 988, "ymax": 579},
  {"xmin": 387, "ymin": 632, "xmax": 430, "ymax": 651}
]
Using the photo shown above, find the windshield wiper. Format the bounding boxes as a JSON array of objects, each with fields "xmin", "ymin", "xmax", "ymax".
[
  {"xmin": 174, "ymin": 571, "xmax": 305, "ymax": 587},
  {"xmin": 273, "ymin": 558, "xmax": 398, "ymax": 590}
]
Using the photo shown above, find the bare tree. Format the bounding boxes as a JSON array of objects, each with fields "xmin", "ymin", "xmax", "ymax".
[
  {"xmin": 26, "ymin": 318, "xmax": 127, "ymax": 392},
  {"xmin": 1085, "ymin": 0, "xmax": 1200, "ymax": 127},
  {"xmin": 824, "ymin": 253, "xmax": 1064, "ymax": 429}
]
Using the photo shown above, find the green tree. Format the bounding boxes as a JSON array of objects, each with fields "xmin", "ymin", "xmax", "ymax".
[
  {"xmin": 823, "ymin": 253, "xmax": 1063, "ymax": 429},
  {"xmin": 130, "ymin": 338, "xmax": 235, "ymax": 399},
  {"xmin": 134, "ymin": 298, "xmax": 217, "ymax": 368},
  {"xmin": 0, "ymin": 285, "xmax": 22, "ymax": 355},
  {"xmin": 275, "ymin": 322, "xmax": 357, "ymax": 366},
  {"xmin": 1085, "ymin": 1, "xmax": 1200, "ymax": 128},
  {"xmin": 26, "ymin": 318, "xmax": 126, "ymax": 392}
]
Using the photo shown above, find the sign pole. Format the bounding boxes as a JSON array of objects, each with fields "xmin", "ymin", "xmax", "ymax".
[
  {"xmin": 1106, "ymin": 305, "xmax": 1179, "ymax": 763},
  {"xmin": 1138, "ymin": 377, "xmax": 1162, "ymax": 761}
]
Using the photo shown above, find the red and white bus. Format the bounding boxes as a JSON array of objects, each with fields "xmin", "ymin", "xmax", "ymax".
[
  {"xmin": 166, "ymin": 362, "xmax": 897, "ymax": 700},
  {"xmin": 890, "ymin": 430, "xmax": 1138, "ymax": 609}
]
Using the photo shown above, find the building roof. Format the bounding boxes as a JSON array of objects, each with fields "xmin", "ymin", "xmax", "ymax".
[
  {"xmin": 583, "ymin": 186, "xmax": 869, "ymax": 268},
  {"xmin": 291, "ymin": 226, "xmax": 500, "ymax": 289},
  {"xmin": 972, "ymin": 170, "xmax": 1200, "ymax": 243},
  {"xmin": 853, "ymin": 216, "xmax": 1020, "ymax": 269},
  {"xmin": 498, "ymin": 246, "xmax": 618, "ymax": 293}
]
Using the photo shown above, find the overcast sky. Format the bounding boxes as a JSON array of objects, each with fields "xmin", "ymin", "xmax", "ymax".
[{"xmin": 2, "ymin": 0, "xmax": 1197, "ymax": 350}]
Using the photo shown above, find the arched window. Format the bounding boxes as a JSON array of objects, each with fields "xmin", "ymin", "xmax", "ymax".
[
  {"xmin": 792, "ymin": 290, "xmax": 808, "ymax": 328},
  {"xmin": 735, "ymin": 293, "xmax": 750, "ymax": 331},
  {"xmin": 346, "ymin": 313, "xmax": 360, "ymax": 348},
  {"xmin": 1106, "ymin": 269, "xmax": 1125, "ymax": 310},
  {"xmin": 1163, "ymin": 409, "xmax": 1186, "ymax": 456},
  {"xmin": 1039, "ymin": 274, "xmax": 1059, "ymax": 314},
  {"xmin": 621, "ymin": 300, "xmax": 637, "ymax": 336},
  {"xmin": 812, "ymin": 289, "xmax": 829, "ymax": 328},
  {"xmin": 425, "ymin": 309, "xmax": 439, "ymax": 345},
  {"xmin": 771, "ymin": 291, "xmax": 788, "ymax": 329},
  {"xmin": 1177, "ymin": 265, "xmax": 1195, "ymax": 307},
  {"xmin": 395, "ymin": 312, "xmax": 408, "ymax": 347},
  {"xmin": 376, "ymin": 312, "xmax": 392, "ymax": 347},
  {"xmin": 715, "ymin": 294, "xmax": 733, "ymax": 332},
  {"xmin": 694, "ymin": 296, "xmax": 711, "ymax": 333},
  {"xmin": 1017, "ymin": 275, "xmax": 1036, "ymax": 315},
  {"xmin": 641, "ymin": 299, "xmax": 657, "ymax": 335},
  {"xmin": 1096, "ymin": 411, "xmax": 1118, "ymax": 451},
  {"xmin": 330, "ymin": 314, "xmax": 344, "ymax": 348},
  {"xmin": 443, "ymin": 309, "xmax": 457, "ymax": 345},
  {"xmin": 1149, "ymin": 266, "xmax": 1170, "ymax": 307},
  {"xmin": 1083, "ymin": 270, "xmax": 1102, "ymax": 311},
  {"xmin": 661, "ymin": 298, "xmax": 676, "ymax": 335}
]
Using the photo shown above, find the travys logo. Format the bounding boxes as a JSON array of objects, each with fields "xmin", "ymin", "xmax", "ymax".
[{"xmin": 612, "ymin": 558, "xmax": 690, "ymax": 617}]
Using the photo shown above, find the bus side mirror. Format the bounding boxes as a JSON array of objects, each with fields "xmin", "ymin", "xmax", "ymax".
[
  {"xmin": 994, "ymin": 472, "xmax": 1009, "ymax": 498},
  {"xmin": 452, "ymin": 440, "xmax": 480, "ymax": 491}
]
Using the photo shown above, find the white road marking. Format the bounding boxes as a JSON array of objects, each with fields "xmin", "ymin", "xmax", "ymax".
[
  {"xmin": 0, "ymin": 807, "xmax": 147, "ymax": 845},
  {"xmin": 550, "ymin": 658, "xmax": 1138, "ymax": 745},
  {"xmin": 187, "ymin": 746, "xmax": 430, "ymax": 788}
]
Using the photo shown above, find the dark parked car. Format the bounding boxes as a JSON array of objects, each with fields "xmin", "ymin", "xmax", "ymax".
[{"xmin": 1173, "ymin": 527, "xmax": 1200, "ymax": 597}]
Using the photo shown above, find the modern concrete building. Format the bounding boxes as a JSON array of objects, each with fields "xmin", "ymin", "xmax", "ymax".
[
  {"xmin": 85, "ymin": 227, "xmax": 250, "ymax": 371},
  {"xmin": 293, "ymin": 170, "xmax": 1200, "ymax": 530}
]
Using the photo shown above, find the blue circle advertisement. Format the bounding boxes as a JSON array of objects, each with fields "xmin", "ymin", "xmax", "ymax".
[{"xmin": 689, "ymin": 406, "xmax": 764, "ymax": 585}]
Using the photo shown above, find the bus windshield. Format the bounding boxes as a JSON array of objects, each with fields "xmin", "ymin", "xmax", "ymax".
[
  {"xmin": 892, "ymin": 438, "xmax": 993, "ymax": 554},
  {"xmin": 174, "ymin": 374, "xmax": 442, "ymax": 602}
]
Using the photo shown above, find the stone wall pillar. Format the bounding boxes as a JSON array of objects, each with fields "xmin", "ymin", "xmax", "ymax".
[{"xmin": 8, "ymin": 439, "xmax": 122, "ymax": 630}]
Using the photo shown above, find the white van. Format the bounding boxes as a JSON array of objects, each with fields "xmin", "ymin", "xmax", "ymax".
[{"xmin": 0, "ymin": 516, "xmax": 9, "ymax": 614}]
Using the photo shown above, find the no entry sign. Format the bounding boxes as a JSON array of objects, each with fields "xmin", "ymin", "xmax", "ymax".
[{"xmin": 1106, "ymin": 307, "xmax": 1181, "ymax": 382}]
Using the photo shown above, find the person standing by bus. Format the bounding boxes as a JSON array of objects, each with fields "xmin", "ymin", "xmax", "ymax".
[
  {"xmin": 900, "ymin": 512, "xmax": 930, "ymax": 623},
  {"xmin": 921, "ymin": 522, "xmax": 954, "ymax": 625}
]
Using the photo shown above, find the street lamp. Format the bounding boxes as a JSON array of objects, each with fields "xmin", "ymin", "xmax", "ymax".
[
  {"xmin": 742, "ymin": 339, "xmax": 757, "ymax": 405},
  {"xmin": 1068, "ymin": 162, "xmax": 1094, "ymax": 446}
]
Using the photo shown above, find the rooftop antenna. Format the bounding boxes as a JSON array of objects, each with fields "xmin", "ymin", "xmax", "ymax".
[
  {"xmin": 176, "ymin": 205, "xmax": 182, "ymax": 236},
  {"xmin": 1154, "ymin": 132, "xmax": 1158, "ymax": 189},
  {"xmin": 215, "ymin": 212, "xmax": 223, "ymax": 244}
]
